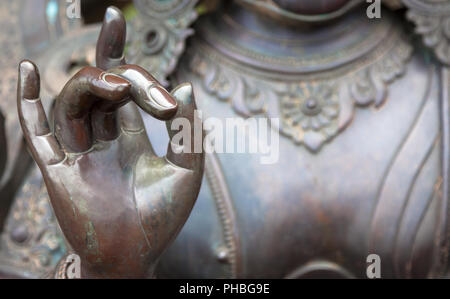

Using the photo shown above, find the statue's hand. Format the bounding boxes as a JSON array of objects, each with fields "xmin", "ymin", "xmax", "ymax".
[{"xmin": 17, "ymin": 7, "xmax": 204, "ymax": 278}]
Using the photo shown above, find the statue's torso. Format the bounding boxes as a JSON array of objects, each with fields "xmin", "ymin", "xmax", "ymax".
[{"xmin": 157, "ymin": 5, "xmax": 449, "ymax": 279}]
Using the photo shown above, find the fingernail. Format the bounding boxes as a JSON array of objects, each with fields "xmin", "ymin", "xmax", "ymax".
[
  {"xmin": 149, "ymin": 85, "xmax": 177, "ymax": 109},
  {"xmin": 102, "ymin": 73, "xmax": 130, "ymax": 89},
  {"xmin": 172, "ymin": 83, "xmax": 193, "ymax": 105},
  {"xmin": 104, "ymin": 6, "xmax": 122, "ymax": 24},
  {"xmin": 19, "ymin": 60, "xmax": 40, "ymax": 99}
]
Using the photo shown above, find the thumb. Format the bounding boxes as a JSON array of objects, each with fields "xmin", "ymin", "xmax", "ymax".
[{"xmin": 166, "ymin": 83, "xmax": 204, "ymax": 171}]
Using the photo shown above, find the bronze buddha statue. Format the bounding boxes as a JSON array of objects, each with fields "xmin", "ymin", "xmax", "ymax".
[
  {"xmin": 0, "ymin": 0, "xmax": 449, "ymax": 279},
  {"xmin": 158, "ymin": 0, "xmax": 448, "ymax": 279}
]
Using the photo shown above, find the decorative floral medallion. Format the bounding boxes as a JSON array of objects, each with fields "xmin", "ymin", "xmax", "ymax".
[{"xmin": 279, "ymin": 83, "xmax": 340, "ymax": 150}]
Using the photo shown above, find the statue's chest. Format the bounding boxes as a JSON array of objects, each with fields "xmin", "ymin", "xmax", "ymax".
[
  {"xmin": 188, "ymin": 54, "xmax": 446, "ymax": 278},
  {"xmin": 161, "ymin": 12, "xmax": 450, "ymax": 277}
]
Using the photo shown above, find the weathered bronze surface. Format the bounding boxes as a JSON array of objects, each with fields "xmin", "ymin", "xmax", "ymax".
[
  {"xmin": 0, "ymin": 0, "xmax": 80, "ymax": 278},
  {"xmin": 158, "ymin": 1, "xmax": 450, "ymax": 279},
  {"xmin": 16, "ymin": 6, "xmax": 204, "ymax": 278},
  {"xmin": 0, "ymin": 0, "xmax": 80, "ymax": 232},
  {"xmin": 0, "ymin": 0, "xmax": 450, "ymax": 279}
]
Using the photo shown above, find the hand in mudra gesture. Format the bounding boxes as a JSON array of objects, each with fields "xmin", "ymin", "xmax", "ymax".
[{"xmin": 17, "ymin": 7, "xmax": 204, "ymax": 278}]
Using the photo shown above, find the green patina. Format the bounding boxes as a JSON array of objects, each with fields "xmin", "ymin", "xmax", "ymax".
[
  {"xmin": 77, "ymin": 198, "xmax": 89, "ymax": 215},
  {"xmin": 85, "ymin": 221, "xmax": 99, "ymax": 256},
  {"xmin": 68, "ymin": 196, "xmax": 77, "ymax": 219}
]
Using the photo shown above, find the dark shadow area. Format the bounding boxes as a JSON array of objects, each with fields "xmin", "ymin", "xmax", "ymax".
[{"xmin": 81, "ymin": 0, "xmax": 133, "ymax": 24}]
